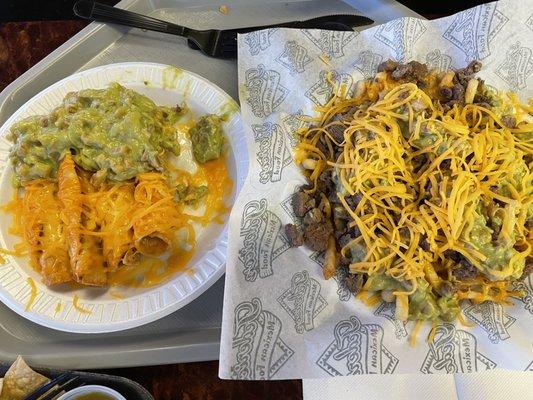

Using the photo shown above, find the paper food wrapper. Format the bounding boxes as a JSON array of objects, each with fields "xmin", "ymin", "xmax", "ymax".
[{"xmin": 219, "ymin": 0, "xmax": 533, "ymax": 379}]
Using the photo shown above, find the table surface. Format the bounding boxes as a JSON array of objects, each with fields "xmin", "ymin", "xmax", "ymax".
[{"xmin": 0, "ymin": 4, "xmax": 454, "ymax": 397}]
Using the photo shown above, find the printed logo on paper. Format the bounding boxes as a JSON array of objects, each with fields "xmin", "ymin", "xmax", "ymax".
[
  {"xmin": 230, "ymin": 298, "xmax": 294, "ymax": 379},
  {"xmin": 252, "ymin": 122, "xmax": 292, "ymax": 184},
  {"xmin": 353, "ymin": 50, "xmax": 383, "ymax": 79},
  {"xmin": 374, "ymin": 301, "xmax": 408, "ymax": 340},
  {"xmin": 495, "ymin": 41, "xmax": 533, "ymax": 91},
  {"xmin": 511, "ymin": 275, "xmax": 533, "ymax": 314},
  {"xmin": 420, "ymin": 324, "xmax": 497, "ymax": 373},
  {"xmin": 238, "ymin": 199, "xmax": 290, "ymax": 281},
  {"xmin": 442, "ymin": 2, "xmax": 508, "ymax": 61},
  {"xmin": 316, "ymin": 315, "xmax": 399, "ymax": 376},
  {"xmin": 425, "ymin": 49, "xmax": 453, "ymax": 71},
  {"xmin": 244, "ymin": 64, "xmax": 289, "ymax": 118},
  {"xmin": 301, "ymin": 30, "xmax": 357, "ymax": 59},
  {"xmin": 374, "ymin": 18, "xmax": 426, "ymax": 61},
  {"xmin": 281, "ymin": 110, "xmax": 310, "ymax": 148},
  {"xmin": 244, "ymin": 28, "xmax": 278, "ymax": 56},
  {"xmin": 305, "ymin": 70, "xmax": 354, "ymax": 106},
  {"xmin": 463, "ymin": 302, "xmax": 516, "ymax": 344},
  {"xmin": 275, "ymin": 40, "xmax": 312, "ymax": 74},
  {"xmin": 309, "ymin": 251, "xmax": 352, "ymax": 302},
  {"xmin": 526, "ymin": 14, "xmax": 533, "ymax": 32},
  {"xmin": 278, "ymin": 270, "xmax": 327, "ymax": 333}
]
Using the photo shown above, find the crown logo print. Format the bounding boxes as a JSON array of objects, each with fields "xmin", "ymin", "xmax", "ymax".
[
  {"xmin": 463, "ymin": 302, "xmax": 516, "ymax": 344},
  {"xmin": 275, "ymin": 41, "xmax": 312, "ymax": 74},
  {"xmin": 244, "ymin": 28, "xmax": 278, "ymax": 56},
  {"xmin": 374, "ymin": 301, "xmax": 408, "ymax": 340},
  {"xmin": 238, "ymin": 199, "xmax": 290, "ymax": 281},
  {"xmin": 511, "ymin": 276, "xmax": 533, "ymax": 314},
  {"xmin": 495, "ymin": 41, "xmax": 533, "ymax": 91},
  {"xmin": 374, "ymin": 18, "xmax": 426, "ymax": 61},
  {"xmin": 442, "ymin": 2, "xmax": 508, "ymax": 61},
  {"xmin": 305, "ymin": 70, "xmax": 354, "ymax": 107},
  {"xmin": 317, "ymin": 315, "xmax": 399, "ymax": 376},
  {"xmin": 231, "ymin": 298, "xmax": 294, "ymax": 379},
  {"xmin": 421, "ymin": 324, "xmax": 496, "ymax": 373},
  {"xmin": 278, "ymin": 270, "xmax": 327, "ymax": 333},
  {"xmin": 252, "ymin": 123, "xmax": 292, "ymax": 184},
  {"xmin": 353, "ymin": 50, "xmax": 383, "ymax": 79},
  {"xmin": 301, "ymin": 30, "xmax": 357, "ymax": 59},
  {"xmin": 425, "ymin": 49, "xmax": 453, "ymax": 71},
  {"xmin": 244, "ymin": 64, "xmax": 289, "ymax": 118}
]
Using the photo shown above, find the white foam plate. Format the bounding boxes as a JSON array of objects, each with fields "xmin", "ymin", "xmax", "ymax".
[{"xmin": 0, "ymin": 62, "xmax": 248, "ymax": 333}]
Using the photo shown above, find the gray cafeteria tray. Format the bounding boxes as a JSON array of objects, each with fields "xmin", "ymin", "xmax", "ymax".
[{"xmin": 0, "ymin": 0, "xmax": 419, "ymax": 369}]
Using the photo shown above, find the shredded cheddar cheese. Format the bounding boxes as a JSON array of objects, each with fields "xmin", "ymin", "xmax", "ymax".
[
  {"xmin": 25, "ymin": 277, "xmax": 37, "ymax": 311},
  {"xmin": 72, "ymin": 294, "xmax": 91, "ymax": 314},
  {"xmin": 296, "ymin": 63, "xmax": 532, "ymax": 322}
]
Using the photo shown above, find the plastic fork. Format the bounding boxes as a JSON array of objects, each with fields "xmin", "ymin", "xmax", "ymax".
[
  {"xmin": 73, "ymin": 0, "xmax": 373, "ymax": 59},
  {"xmin": 23, "ymin": 374, "xmax": 83, "ymax": 400}
]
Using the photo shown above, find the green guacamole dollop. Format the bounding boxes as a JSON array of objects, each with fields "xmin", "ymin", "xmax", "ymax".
[
  {"xmin": 189, "ymin": 114, "xmax": 225, "ymax": 164},
  {"xmin": 7, "ymin": 83, "xmax": 184, "ymax": 186}
]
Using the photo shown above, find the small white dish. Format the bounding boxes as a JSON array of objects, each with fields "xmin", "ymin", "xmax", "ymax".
[{"xmin": 56, "ymin": 384, "xmax": 126, "ymax": 400}]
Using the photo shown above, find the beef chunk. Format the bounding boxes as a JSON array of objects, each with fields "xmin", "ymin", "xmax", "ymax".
[
  {"xmin": 448, "ymin": 252, "xmax": 478, "ymax": 280},
  {"xmin": 412, "ymin": 153, "xmax": 428, "ymax": 174},
  {"xmin": 445, "ymin": 250, "xmax": 463, "ymax": 263},
  {"xmin": 440, "ymin": 159, "xmax": 451, "ymax": 170},
  {"xmin": 285, "ymin": 224, "xmax": 304, "ymax": 247},
  {"xmin": 303, "ymin": 208, "xmax": 325, "ymax": 226},
  {"xmin": 467, "ymin": 60, "xmax": 482, "ymax": 73},
  {"xmin": 501, "ymin": 115, "xmax": 516, "ymax": 129},
  {"xmin": 455, "ymin": 60, "xmax": 482, "ymax": 86},
  {"xmin": 341, "ymin": 106, "xmax": 359, "ymax": 121},
  {"xmin": 292, "ymin": 190, "xmax": 315, "ymax": 217},
  {"xmin": 345, "ymin": 193, "xmax": 363, "ymax": 209},
  {"xmin": 474, "ymin": 94, "xmax": 494, "ymax": 107},
  {"xmin": 451, "ymin": 83, "xmax": 465, "ymax": 100},
  {"xmin": 390, "ymin": 61, "xmax": 429, "ymax": 82},
  {"xmin": 303, "ymin": 222, "xmax": 333, "ymax": 251},
  {"xmin": 445, "ymin": 250, "xmax": 479, "ymax": 280},
  {"xmin": 520, "ymin": 257, "xmax": 533, "ymax": 280},
  {"xmin": 442, "ymin": 82, "xmax": 467, "ymax": 111},
  {"xmin": 344, "ymin": 273, "xmax": 365, "ymax": 295},
  {"xmin": 377, "ymin": 59, "xmax": 399, "ymax": 72},
  {"xmin": 337, "ymin": 255, "xmax": 351, "ymax": 268},
  {"xmin": 338, "ymin": 226, "xmax": 361, "ymax": 247},
  {"xmin": 316, "ymin": 169, "xmax": 335, "ymax": 195},
  {"xmin": 324, "ymin": 123, "xmax": 345, "ymax": 143},
  {"xmin": 440, "ymin": 86, "xmax": 453, "ymax": 101},
  {"xmin": 315, "ymin": 138, "xmax": 329, "ymax": 157},
  {"xmin": 452, "ymin": 262, "xmax": 478, "ymax": 280},
  {"xmin": 438, "ymin": 281, "xmax": 457, "ymax": 297}
]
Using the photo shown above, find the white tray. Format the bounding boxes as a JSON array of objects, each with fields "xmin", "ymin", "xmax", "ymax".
[{"xmin": 0, "ymin": 0, "xmax": 418, "ymax": 369}]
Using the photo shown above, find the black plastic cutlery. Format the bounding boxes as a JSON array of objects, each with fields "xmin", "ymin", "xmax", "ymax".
[{"xmin": 73, "ymin": 0, "xmax": 373, "ymax": 58}]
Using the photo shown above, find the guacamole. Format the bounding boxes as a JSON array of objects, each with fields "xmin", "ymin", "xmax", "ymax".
[
  {"xmin": 464, "ymin": 205, "xmax": 524, "ymax": 281},
  {"xmin": 365, "ymin": 274, "xmax": 460, "ymax": 321},
  {"xmin": 7, "ymin": 83, "xmax": 184, "ymax": 186},
  {"xmin": 189, "ymin": 114, "xmax": 225, "ymax": 163}
]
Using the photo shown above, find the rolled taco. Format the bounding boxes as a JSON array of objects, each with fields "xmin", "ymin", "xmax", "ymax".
[
  {"xmin": 57, "ymin": 153, "xmax": 106, "ymax": 286},
  {"xmin": 132, "ymin": 173, "xmax": 180, "ymax": 257},
  {"xmin": 22, "ymin": 180, "xmax": 71, "ymax": 286}
]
